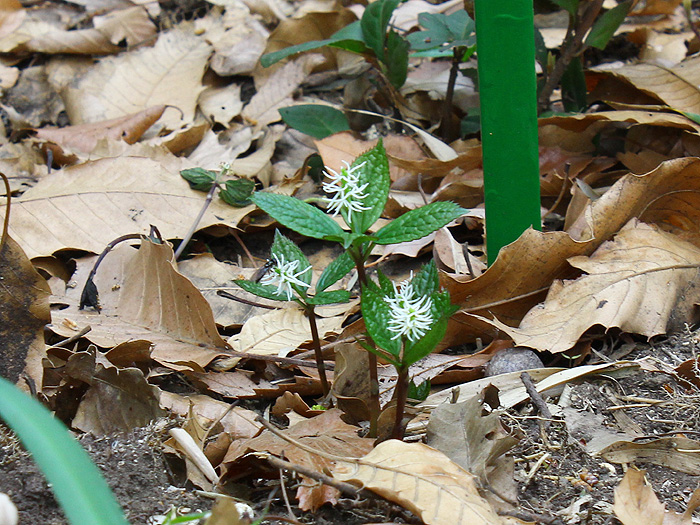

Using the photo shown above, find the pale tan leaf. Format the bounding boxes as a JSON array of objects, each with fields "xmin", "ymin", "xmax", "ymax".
[
  {"xmin": 602, "ymin": 436, "xmax": 700, "ymax": 475},
  {"xmin": 485, "ymin": 221, "xmax": 700, "ymax": 353},
  {"xmin": 50, "ymin": 241, "xmax": 228, "ymax": 371},
  {"xmin": 613, "ymin": 468, "xmax": 665, "ymax": 525},
  {"xmin": 242, "ymin": 55, "xmax": 324, "ymax": 129},
  {"xmin": 198, "ymin": 84, "xmax": 243, "ymax": 126},
  {"xmin": 333, "ymin": 440, "xmax": 508, "ymax": 525},
  {"xmin": 229, "ymin": 125, "xmax": 284, "ymax": 183},
  {"xmin": 63, "ymin": 28, "xmax": 212, "ymax": 129},
  {"xmin": 2, "ymin": 155, "xmax": 254, "ymax": 258},
  {"xmin": 0, "ymin": 236, "xmax": 50, "ymax": 387},
  {"xmin": 230, "ymin": 306, "xmax": 345, "ymax": 356},
  {"xmin": 0, "ymin": 0, "xmax": 24, "ymax": 40},
  {"xmin": 92, "ymin": 7, "xmax": 156, "ymax": 47},
  {"xmin": 187, "ymin": 127, "xmax": 254, "ymax": 171},
  {"xmin": 34, "ymin": 105, "xmax": 165, "ymax": 154}
]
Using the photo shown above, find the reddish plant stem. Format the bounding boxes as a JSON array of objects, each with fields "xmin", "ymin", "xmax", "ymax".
[
  {"xmin": 390, "ymin": 365, "xmax": 409, "ymax": 440},
  {"xmin": 305, "ymin": 305, "xmax": 331, "ymax": 399}
]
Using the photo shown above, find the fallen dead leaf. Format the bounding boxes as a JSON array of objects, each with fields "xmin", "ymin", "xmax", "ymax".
[{"xmin": 613, "ymin": 468, "xmax": 665, "ymax": 525}]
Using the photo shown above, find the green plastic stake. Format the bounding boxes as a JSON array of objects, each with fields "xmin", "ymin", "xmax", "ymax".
[
  {"xmin": 0, "ymin": 376, "xmax": 129, "ymax": 525},
  {"xmin": 475, "ymin": 0, "xmax": 541, "ymax": 265}
]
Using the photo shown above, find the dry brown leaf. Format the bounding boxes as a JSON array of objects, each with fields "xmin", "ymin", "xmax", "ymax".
[
  {"xmin": 588, "ymin": 56, "xmax": 700, "ymax": 113},
  {"xmin": 0, "ymin": 0, "xmax": 24, "ymax": 40},
  {"xmin": 602, "ymin": 436, "xmax": 700, "ymax": 475},
  {"xmin": 208, "ymin": 8, "xmax": 269, "ymax": 77},
  {"xmin": 50, "ymin": 240, "xmax": 228, "ymax": 371},
  {"xmin": 198, "ymin": 84, "xmax": 243, "ymax": 127},
  {"xmin": 426, "ymin": 385, "xmax": 518, "ymax": 483},
  {"xmin": 221, "ymin": 409, "xmax": 374, "ymax": 511},
  {"xmin": 63, "ymin": 28, "xmax": 211, "ymax": 129},
  {"xmin": 34, "ymin": 105, "xmax": 165, "ymax": 156},
  {"xmin": 187, "ymin": 127, "xmax": 254, "ymax": 171},
  {"xmin": 613, "ymin": 468, "xmax": 665, "ymax": 525},
  {"xmin": 485, "ymin": 221, "xmax": 700, "ymax": 353},
  {"xmin": 2, "ymin": 155, "xmax": 254, "ymax": 258},
  {"xmin": 0, "ymin": 235, "xmax": 50, "ymax": 386},
  {"xmin": 539, "ymin": 110, "xmax": 700, "ymax": 135},
  {"xmin": 332, "ymin": 440, "xmax": 508, "ymax": 525}
]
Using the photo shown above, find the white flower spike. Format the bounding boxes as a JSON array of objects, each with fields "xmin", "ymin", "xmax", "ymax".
[
  {"xmin": 384, "ymin": 276, "xmax": 434, "ymax": 342},
  {"xmin": 322, "ymin": 160, "xmax": 370, "ymax": 223},
  {"xmin": 259, "ymin": 253, "xmax": 311, "ymax": 300}
]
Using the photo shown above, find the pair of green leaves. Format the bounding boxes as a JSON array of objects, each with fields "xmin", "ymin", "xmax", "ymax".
[
  {"xmin": 407, "ymin": 10, "xmax": 476, "ymax": 59},
  {"xmin": 360, "ymin": 261, "xmax": 458, "ymax": 368},
  {"xmin": 234, "ymin": 231, "xmax": 352, "ymax": 306},
  {"xmin": 251, "ymin": 140, "xmax": 464, "ymax": 250},
  {"xmin": 553, "ymin": 0, "xmax": 632, "ymax": 50},
  {"xmin": 181, "ymin": 168, "xmax": 255, "ymax": 207},
  {"xmin": 261, "ymin": 0, "xmax": 408, "ymax": 88}
]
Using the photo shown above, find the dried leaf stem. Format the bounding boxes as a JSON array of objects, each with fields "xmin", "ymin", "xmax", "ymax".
[
  {"xmin": 174, "ymin": 178, "xmax": 218, "ymax": 260},
  {"xmin": 0, "ymin": 172, "xmax": 10, "ymax": 254}
]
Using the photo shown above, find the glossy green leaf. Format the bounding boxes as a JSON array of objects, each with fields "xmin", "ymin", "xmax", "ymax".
[
  {"xmin": 361, "ymin": 281, "xmax": 401, "ymax": 357},
  {"xmin": 220, "ymin": 178, "xmax": 255, "ymax": 207},
  {"xmin": 403, "ymin": 316, "xmax": 449, "ymax": 366},
  {"xmin": 407, "ymin": 11, "xmax": 475, "ymax": 51},
  {"xmin": 181, "ymin": 167, "xmax": 216, "ymax": 191},
  {"xmin": 306, "ymin": 289, "xmax": 351, "ymax": 305},
  {"xmin": 551, "ymin": 0, "xmax": 579, "ymax": 16},
  {"xmin": 349, "ymin": 139, "xmax": 391, "ymax": 234},
  {"xmin": 251, "ymin": 192, "xmax": 344, "ymax": 240},
  {"xmin": 361, "ymin": 0, "xmax": 400, "ymax": 61},
  {"xmin": 408, "ymin": 379, "xmax": 431, "ymax": 402},
  {"xmin": 271, "ymin": 230, "xmax": 312, "ymax": 287},
  {"xmin": 0, "ymin": 376, "xmax": 129, "ymax": 525},
  {"xmin": 234, "ymin": 279, "xmax": 288, "ymax": 302},
  {"xmin": 374, "ymin": 201, "xmax": 463, "ymax": 245},
  {"xmin": 316, "ymin": 250, "xmax": 354, "ymax": 292},
  {"xmin": 410, "ymin": 260, "xmax": 439, "ymax": 298},
  {"xmin": 386, "ymin": 30, "xmax": 409, "ymax": 88},
  {"xmin": 279, "ymin": 105, "xmax": 350, "ymax": 139},
  {"xmin": 585, "ymin": 1, "xmax": 631, "ymax": 50}
]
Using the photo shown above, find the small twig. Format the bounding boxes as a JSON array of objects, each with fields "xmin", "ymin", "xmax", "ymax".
[
  {"xmin": 230, "ymin": 227, "xmax": 258, "ymax": 268},
  {"xmin": 50, "ymin": 326, "xmax": 92, "ymax": 348},
  {"xmin": 0, "ymin": 172, "xmax": 10, "ymax": 254},
  {"xmin": 521, "ymin": 371, "xmax": 553, "ymax": 432},
  {"xmin": 216, "ymin": 289, "xmax": 278, "ymax": 310},
  {"xmin": 213, "ymin": 350, "xmax": 334, "ymax": 371},
  {"xmin": 175, "ymin": 179, "xmax": 218, "ymax": 260},
  {"xmin": 279, "ymin": 463, "xmax": 297, "ymax": 521},
  {"xmin": 265, "ymin": 455, "xmax": 367, "ymax": 499}
]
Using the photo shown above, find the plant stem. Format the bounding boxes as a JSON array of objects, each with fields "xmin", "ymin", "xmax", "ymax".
[
  {"xmin": 391, "ymin": 366, "xmax": 409, "ymax": 440},
  {"xmin": 174, "ymin": 180, "xmax": 218, "ymax": 260},
  {"xmin": 537, "ymin": 0, "xmax": 604, "ymax": 112},
  {"xmin": 349, "ymin": 244, "xmax": 381, "ymax": 438},
  {"xmin": 439, "ymin": 47, "xmax": 461, "ymax": 141},
  {"xmin": 305, "ymin": 305, "xmax": 331, "ymax": 400}
]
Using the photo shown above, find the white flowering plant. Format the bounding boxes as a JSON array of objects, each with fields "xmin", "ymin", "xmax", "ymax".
[{"xmin": 360, "ymin": 261, "xmax": 458, "ymax": 438}]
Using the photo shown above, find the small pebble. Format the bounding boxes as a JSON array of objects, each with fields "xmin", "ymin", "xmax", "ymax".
[{"xmin": 484, "ymin": 347, "xmax": 544, "ymax": 376}]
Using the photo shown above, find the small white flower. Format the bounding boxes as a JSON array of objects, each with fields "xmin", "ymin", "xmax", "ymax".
[
  {"xmin": 322, "ymin": 160, "xmax": 370, "ymax": 223},
  {"xmin": 384, "ymin": 277, "xmax": 433, "ymax": 342},
  {"xmin": 259, "ymin": 253, "xmax": 311, "ymax": 300}
]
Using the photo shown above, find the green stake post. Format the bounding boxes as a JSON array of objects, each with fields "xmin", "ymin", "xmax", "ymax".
[{"xmin": 475, "ymin": 0, "xmax": 541, "ymax": 265}]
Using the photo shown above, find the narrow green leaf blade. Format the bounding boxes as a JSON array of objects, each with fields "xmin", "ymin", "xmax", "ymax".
[
  {"xmin": 386, "ymin": 30, "xmax": 409, "ymax": 88},
  {"xmin": 585, "ymin": 1, "xmax": 631, "ymax": 50},
  {"xmin": 551, "ymin": 0, "xmax": 579, "ymax": 16},
  {"xmin": 316, "ymin": 250, "xmax": 354, "ymax": 292},
  {"xmin": 234, "ymin": 279, "xmax": 288, "ymax": 302},
  {"xmin": 251, "ymin": 193, "xmax": 344, "ymax": 239},
  {"xmin": 0, "ymin": 376, "xmax": 129, "ymax": 525},
  {"xmin": 374, "ymin": 201, "xmax": 463, "ymax": 245},
  {"xmin": 360, "ymin": 0, "xmax": 400, "ymax": 60},
  {"xmin": 279, "ymin": 105, "xmax": 350, "ymax": 139}
]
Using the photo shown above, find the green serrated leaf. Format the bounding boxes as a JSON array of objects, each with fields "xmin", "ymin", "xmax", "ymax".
[
  {"xmin": 181, "ymin": 167, "xmax": 217, "ymax": 191},
  {"xmin": 374, "ymin": 201, "xmax": 463, "ymax": 245},
  {"xmin": 411, "ymin": 260, "xmax": 439, "ymax": 298},
  {"xmin": 376, "ymin": 268, "xmax": 395, "ymax": 295},
  {"xmin": 361, "ymin": 0, "xmax": 400, "ymax": 61},
  {"xmin": 316, "ymin": 251, "xmax": 354, "ymax": 292},
  {"xmin": 361, "ymin": 282, "xmax": 401, "ymax": 357},
  {"xmin": 585, "ymin": 1, "xmax": 631, "ymax": 50},
  {"xmin": 271, "ymin": 231, "xmax": 312, "ymax": 287},
  {"xmin": 403, "ymin": 316, "xmax": 448, "ymax": 366},
  {"xmin": 234, "ymin": 279, "xmax": 288, "ymax": 302},
  {"xmin": 349, "ymin": 139, "xmax": 391, "ymax": 234},
  {"xmin": 220, "ymin": 178, "xmax": 255, "ymax": 207},
  {"xmin": 307, "ymin": 289, "xmax": 351, "ymax": 305},
  {"xmin": 386, "ymin": 30, "xmax": 409, "ymax": 88},
  {"xmin": 279, "ymin": 105, "xmax": 350, "ymax": 139},
  {"xmin": 252, "ymin": 192, "xmax": 345, "ymax": 240}
]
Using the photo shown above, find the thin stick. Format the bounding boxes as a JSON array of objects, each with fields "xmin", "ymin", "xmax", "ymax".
[
  {"xmin": 521, "ymin": 371, "xmax": 552, "ymax": 432},
  {"xmin": 265, "ymin": 455, "xmax": 367, "ymax": 499},
  {"xmin": 230, "ymin": 227, "xmax": 258, "ymax": 268},
  {"xmin": 0, "ymin": 172, "xmax": 10, "ymax": 254},
  {"xmin": 50, "ymin": 326, "xmax": 92, "ymax": 348},
  {"xmin": 216, "ymin": 289, "xmax": 278, "ymax": 310},
  {"xmin": 279, "ymin": 465, "xmax": 297, "ymax": 521},
  {"xmin": 175, "ymin": 180, "xmax": 218, "ymax": 260}
]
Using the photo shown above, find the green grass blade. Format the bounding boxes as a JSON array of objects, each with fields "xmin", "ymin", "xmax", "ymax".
[{"xmin": 0, "ymin": 376, "xmax": 129, "ymax": 525}]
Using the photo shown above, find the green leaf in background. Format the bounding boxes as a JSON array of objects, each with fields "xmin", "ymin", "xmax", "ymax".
[
  {"xmin": 560, "ymin": 56, "xmax": 587, "ymax": 112},
  {"xmin": 260, "ymin": 21, "xmax": 368, "ymax": 67},
  {"xmin": 407, "ymin": 11, "xmax": 476, "ymax": 52},
  {"xmin": 220, "ymin": 178, "xmax": 255, "ymax": 207},
  {"xmin": 361, "ymin": 0, "xmax": 400, "ymax": 61},
  {"xmin": 386, "ymin": 30, "xmax": 409, "ymax": 88},
  {"xmin": 181, "ymin": 167, "xmax": 216, "ymax": 191},
  {"xmin": 361, "ymin": 281, "xmax": 402, "ymax": 357},
  {"xmin": 234, "ymin": 279, "xmax": 289, "ymax": 302},
  {"xmin": 374, "ymin": 201, "xmax": 464, "ymax": 245},
  {"xmin": 279, "ymin": 105, "xmax": 350, "ymax": 139},
  {"xmin": 251, "ymin": 192, "xmax": 345, "ymax": 240},
  {"xmin": 0, "ymin": 376, "xmax": 129, "ymax": 525},
  {"xmin": 585, "ymin": 0, "xmax": 631, "ymax": 50},
  {"xmin": 408, "ymin": 378, "xmax": 431, "ymax": 402},
  {"xmin": 316, "ymin": 250, "xmax": 354, "ymax": 292},
  {"xmin": 551, "ymin": 0, "xmax": 579, "ymax": 17},
  {"xmin": 350, "ymin": 139, "xmax": 391, "ymax": 234},
  {"xmin": 270, "ymin": 230, "xmax": 312, "ymax": 287},
  {"xmin": 306, "ymin": 289, "xmax": 351, "ymax": 305}
]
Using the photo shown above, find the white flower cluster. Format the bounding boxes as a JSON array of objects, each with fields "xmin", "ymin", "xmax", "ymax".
[
  {"xmin": 259, "ymin": 253, "xmax": 311, "ymax": 300},
  {"xmin": 322, "ymin": 160, "xmax": 370, "ymax": 223},
  {"xmin": 384, "ymin": 277, "xmax": 433, "ymax": 342}
]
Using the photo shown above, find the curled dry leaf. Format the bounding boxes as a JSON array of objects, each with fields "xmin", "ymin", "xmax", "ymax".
[
  {"xmin": 601, "ymin": 436, "xmax": 700, "ymax": 476},
  {"xmin": 332, "ymin": 440, "xmax": 508, "ymax": 525},
  {"xmin": 483, "ymin": 220, "xmax": 700, "ymax": 353}
]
